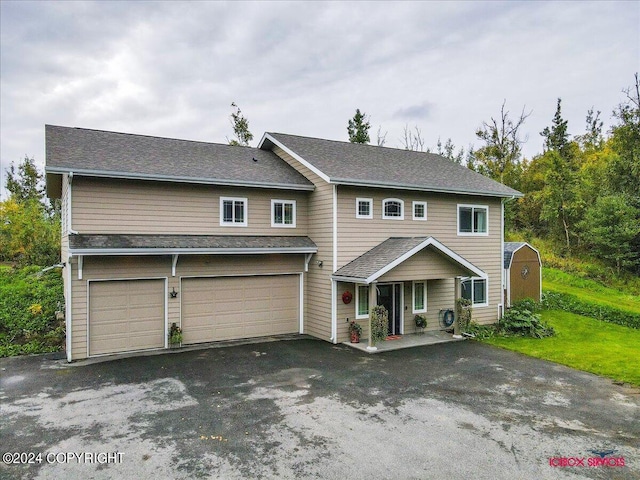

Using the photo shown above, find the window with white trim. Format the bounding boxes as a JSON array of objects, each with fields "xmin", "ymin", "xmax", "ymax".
[
  {"xmin": 458, "ymin": 204, "xmax": 488, "ymax": 235},
  {"xmin": 412, "ymin": 281, "xmax": 427, "ymax": 313},
  {"xmin": 383, "ymin": 198, "xmax": 404, "ymax": 220},
  {"xmin": 356, "ymin": 198, "xmax": 373, "ymax": 219},
  {"xmin": 220, "ymin": 197, "xmax": 247, "ymax": 226},
  {"xmin": 413, "ymin": 201, "xmax": 427, "ymax": 221},
  {"xmin": 271, "ymin": 199, "xmax": 296, "ymax": 227},
  {"xmin": 461, "ymin": 277, "xmax": 488, "ymax": 306},
  {"xmin": 356, "ymin": 285, "xmax": 369, "ymax": 319}
]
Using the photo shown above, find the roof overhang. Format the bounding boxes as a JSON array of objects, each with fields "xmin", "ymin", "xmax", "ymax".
[
  {"xmin": 332, "ymin": 236, "xmax": 486, "ymax": 284},
  {"xmin": 329, "ymin": 178, "xmax": 524, "ymax": 199},
  {"xmin": 44, "ymin": 166, "xmax": 315, "ymax": 192},
  {"xmin": 69, "ymin": 246, "xmax": 318, "ymax": 257}
]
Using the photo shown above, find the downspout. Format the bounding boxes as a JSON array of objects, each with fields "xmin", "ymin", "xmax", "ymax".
[
  {"xmin": 501, "ymin": 195, "xmax": 516, "ymax": 317},
  {"xmin": 68, "ymin": 172, "xmax": 79, "ymax": 235},
  {"xmin": 66, "ymin": 255, "xmax": 73, "ymax": 362},
  {"xmin": 330, "ymin": 184, "xmax": 338, "ymax": 343}
]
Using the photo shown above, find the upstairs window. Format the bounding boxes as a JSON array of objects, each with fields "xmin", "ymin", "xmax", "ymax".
[
  {"xmin": 220, "ymin": 197, "xmax": 247, "ymax": 226},
  {"xmin": 458, "ymin": 205, "xmax": 488, "ymax": 235},
  {"xmin": 413, "ymin": 201, "xmax": 427, "ymax": 221},
  {"xmin": 461, "ymin": 277, "xmax": 488, "ymax": 306},
  {"xmin": 272, "ymin": 199, "xmax": 296, "ymax": 227},
  {"xmin": 383, "ymin": 199, "xmax": 404, "ymax": 220},
  {"xmin": 356, "ymin": 198, "xmax": 373, "ymax": 219}
]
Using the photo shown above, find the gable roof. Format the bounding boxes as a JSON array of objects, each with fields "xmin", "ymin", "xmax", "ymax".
[
  {"xmin": 504, "ymin": 242, "xmax": 541, "ymax": 269},
  {"xmin": 260, "ymin": 132, "xmax": 522, "ymax": 198},
  {"xmin": 332, "ymin": 237, "xmax": 486, "ymax": 284},
  {"xmin": 45, "ymin": 125, "xmax": 314, "ymax": 192}
]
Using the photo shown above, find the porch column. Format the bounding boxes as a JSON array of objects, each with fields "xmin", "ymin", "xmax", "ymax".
[
  {"xmin": 368, "ymin": 281, "xmax": 377, "ymax": 350},
  {"xmin": 453, "ymin": 276, "xmax": 462, "ymax": 338}
]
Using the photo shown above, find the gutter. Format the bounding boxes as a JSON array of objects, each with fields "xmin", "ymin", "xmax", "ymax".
[
  {"xmin": 68, "ymin": 247, "xmax": 319, "ymax": 256},
  {"xmin": 45, "ymin": 167, "xmax": 315, "ymax": 192},
  {"xmin": 329, "ymin": 178, "xmax": 523, "ymax": 198}
]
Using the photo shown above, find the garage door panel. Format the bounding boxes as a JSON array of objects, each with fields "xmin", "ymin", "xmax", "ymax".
[
  {"xmin": 181, "ymin": 275, "xmax": 299, "ymax": 345},
  {"xmin": 89, "ymin": 279, "xmax": 165, "ymax": 356}
]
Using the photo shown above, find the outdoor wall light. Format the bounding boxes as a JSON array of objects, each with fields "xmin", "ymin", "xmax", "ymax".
[
  {"xmin": 317, "ymin": 260, "xmax": 323, "ymax": 267},
  {"xmin": 170, "ymin": 287, "xmax": 179, "ymax": 298}
]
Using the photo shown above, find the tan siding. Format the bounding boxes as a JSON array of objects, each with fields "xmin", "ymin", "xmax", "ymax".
[
  {"xmin": 72, "ymin": 177, "xmax": 309, "ymax": 236},
  {"xmin": 272, "ymin": 147, "xmax": 333, "ymax": 340},
  {"xmin": 70, "ymin": 253, "xmax": 306, "ymax": 360},
  {"xmin": 336, "ymin": 186, "xmax": 503, "ymax": 331},
  {"xmin": 378, "ymin": 247, "xmax": 471, "ymax": 282}
]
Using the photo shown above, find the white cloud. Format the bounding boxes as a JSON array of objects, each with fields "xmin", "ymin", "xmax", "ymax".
[{"xmin": 1, "ymin": 0, "xmax": 638, "ymax": 194}]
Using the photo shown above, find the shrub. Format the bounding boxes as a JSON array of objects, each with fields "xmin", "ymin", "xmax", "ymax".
[
  {"xmin": 465, "ymin": 322, "xmax": 496, "ymax": 340},
  {"xmin": 370, "ymin": 305, "xmax": 388, "ymax": 345},
  {"xmin": 456, "ymin": 297, "xmax": 472, "ymax": 333},
  {"xmin": 498, "ymin": 305, "xmax": 555, "ymax": 338},
  {"xmin": 0, "ymin": 266, "xmax": 64, "ymax": 356},
  {"xmin": 414, "ymin": 314, "xmax": 427, "ymax": 330},
  {"xmin": 542, "ymin": 291, "xmax": 640, "ymax": 329}
]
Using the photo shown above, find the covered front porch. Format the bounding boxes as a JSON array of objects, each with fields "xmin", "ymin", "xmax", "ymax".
[{"xmin": 333, "ymin": 237, "xmax": 487, "ymax": 348}]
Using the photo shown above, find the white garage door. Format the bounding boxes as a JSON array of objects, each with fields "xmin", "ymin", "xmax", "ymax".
[
  {"xmin": 181, "ymin": 275, "xmax": 299, "ymax": 344},
  {"xmin": 89, "ymin": 279, "xmax": 165, "ymax": 356}
]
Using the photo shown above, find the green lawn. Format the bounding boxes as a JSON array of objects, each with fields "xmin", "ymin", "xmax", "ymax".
[
  {"xmin": 543, "ymin": 267, "xmax": 640, "ymax": 315},
  {"xmin": 484, "ymin": 310, "xmax": 640, "ymax": 387}
]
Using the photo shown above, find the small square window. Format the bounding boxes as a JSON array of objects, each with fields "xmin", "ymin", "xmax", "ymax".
[
  {"xmin": 356, "ymin": 198, "xmax": 373, "ymax": 219},
  {"xmin": 413, "ymin": 201, "xmax": 427, "ymax": 221},
  {"xmin": 220, "ymin": 197, "xmax": 247, "ymax": 226},
  {"xmin": 461, "ymin": 278, "xmax": 488, "ymax": 306},
  {"xmin": 272, "ymin": 200, "xmax": 296, "ymax": 227},
  {"xmin": 458, "ymin": 205, "xmax": 488, "ymax": 235}
]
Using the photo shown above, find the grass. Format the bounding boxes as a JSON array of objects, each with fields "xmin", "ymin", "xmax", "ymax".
[
  {"xmin": 484, "ymin": 310, "xmax": 640, "ymax": 387},
  {"xmin": 543, "ymin": 267, "xmax": 640, "ymax": 315}
]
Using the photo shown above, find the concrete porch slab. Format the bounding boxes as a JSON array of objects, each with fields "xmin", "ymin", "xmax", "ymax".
[{"xmin": 343, "ymin": 330, "xmax": 466, "ymax": 353}]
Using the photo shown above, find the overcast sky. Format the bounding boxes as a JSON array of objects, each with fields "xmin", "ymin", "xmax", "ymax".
[{"xmin": 1, "ymin": 0, "xmax": 638, "ymax": 196}]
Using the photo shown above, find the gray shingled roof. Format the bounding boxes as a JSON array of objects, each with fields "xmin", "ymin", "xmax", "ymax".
[
  {"xmin": 332, "ymin": 237, "xmax": 484, "ymax": 283},
  {"xmin": 262, "ymin": 132, "xmax": 522, "ymax": 197},
  {"xmin": 46, "ymin": 125, "xmax": 314, "ymax": 190},
  {"xmin": 503, "ymin": 242, "xmax": 526, "ymax": 268},
  {"xmin": 69, "ymin": 234, "xmax": 317, "ymax": 253}
]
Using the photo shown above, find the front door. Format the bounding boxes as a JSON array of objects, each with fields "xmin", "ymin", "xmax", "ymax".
[{"xmin": 378, "ymin": 283, "xmax": 402, "ymax": 336}]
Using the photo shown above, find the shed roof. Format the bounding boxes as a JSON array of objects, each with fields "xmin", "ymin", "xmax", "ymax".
[
  {"xmin": 68, "ymin": 234, "xmax": 317, "ymax": 255},
  {"xmin": 503, "ymin": 242, "xmax": 541, "ymax": 269}
]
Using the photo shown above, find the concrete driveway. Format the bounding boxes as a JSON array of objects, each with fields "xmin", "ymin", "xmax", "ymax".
[{"xmin": 1, "ymin": 338, "xmax": 638, "ymax": 479}]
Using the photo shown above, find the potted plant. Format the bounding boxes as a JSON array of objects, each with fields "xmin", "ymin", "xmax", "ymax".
[
  {"xmin": 348, "ymin": 321, "xmax": 362, "ymax": 343},
  {"xmin": 169, "ymin": 322, "xmax": 183, "ymax": 347},
  {"xmin": 414, "ymin": 314, "xmax": 427, "ymax": 333}
]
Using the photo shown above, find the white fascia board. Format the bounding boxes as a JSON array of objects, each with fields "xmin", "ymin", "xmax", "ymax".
[
  {"xmin": 260, "ymin": 133, "xmax": 331, "ymax": 183},
  {"xmin": 365, "ymin": 237, "xmax": 486, "ymax": 283},
  {"xmin": 69, "ymin": 247, "xmax": 318, "ymax": 256},
  {"xmin": 331, "ymin": 275, "xmax": 369, "ymax": 284},
  {"xmin": 44, "ymin": 166, "xmax": 315, "ymax": 192},
  {"xmin": 330, "ymin": 179, "xmax": 524, "ymax": 199},
  {"xmin": 505, "ymin": 242, "xmax": 542, "ymax": 270}
]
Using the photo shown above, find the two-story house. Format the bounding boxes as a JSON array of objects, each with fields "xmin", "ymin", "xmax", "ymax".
[{"xmin": 45, "ymin": 126, "xmax": 522, "ymax": 361}]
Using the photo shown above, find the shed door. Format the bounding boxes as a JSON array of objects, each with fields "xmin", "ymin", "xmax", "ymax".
[
  {"xmin": 89, "ymin": 279, "xmax": 165, "ymax": 356},
  {"xmin": 181, "ymin": 275, "xmax": 299, "ymax": 344}
]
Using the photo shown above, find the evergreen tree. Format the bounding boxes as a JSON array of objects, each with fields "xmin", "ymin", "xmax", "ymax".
[{"xmin": 347, "ymin": 109, "xmax": 371, "ymax": 144}]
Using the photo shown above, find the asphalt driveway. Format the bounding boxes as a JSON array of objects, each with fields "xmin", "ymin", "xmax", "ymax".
[{"xmin": 1, "ymin": 338, "xmax": 638, "ymax": 479}]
